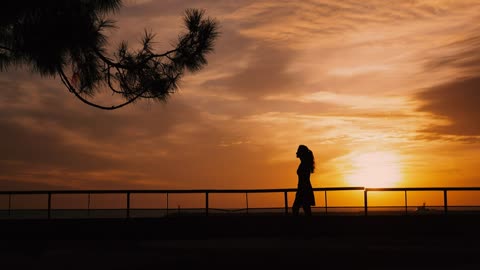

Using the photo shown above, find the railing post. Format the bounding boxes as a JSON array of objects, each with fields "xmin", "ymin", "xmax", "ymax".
[
  {"xmin": 284, "ymin": 191, "xmax": 288, "ymax": 215},
  {"xmin": 444, "ymin": 189, "xmax": 448, "ymax": 215},
  {"xmin": 245, "ymin": 192, "xmax": 249, "ymax": 215},
  {"xmin": 8, "ymin": 193, "xmax": 11, "ymax": 217},
  {"xmin": 205, "ymin": 192, "xmax": 209, "ymax": 216},
  {"xmin": 404, "ymin": 190, "xmax": 408, "ymax": 215},
  {"xmin": 324, "ymin": 190, "xmax": 328, "ymax": 215},
  {"xmin": 47, "ymin": 192, "xmax": 52, "ymax": 219},
  {"xmin": 126, "ymin": 192, "xmax": 131, "ymax": 219},
  {"xmin": 364, "ymin": 189, "xmax": 368, "ymax": 216},
  {"xmin": 87, "ymin": 193, "xmax": 91, "ymax": 217},
  {"xmin": 166, "ymin": 193, "xmax": 169, "ymax": 217}
]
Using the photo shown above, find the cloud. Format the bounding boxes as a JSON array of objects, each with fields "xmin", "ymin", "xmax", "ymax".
[
  {"xmin": 424, "ymin": 31, "xmax": 480, "ymax": 72},
  {"xmin": 226, "ymin": 0, "xmax": 480, "ymax": 47},
  {"xmin": 267, "ymin": 91, "xmax": 413, "ymax": 111},
  {"xmin": 416, "ymin": 76, "xmax": 480, "ymax": 136},
  {"xmin": 205, "ymin": 44, "xmax": 302, "ymax": 99},
  {"xmin": 416, "ymin": 31, "xmax": 480, "ymax": 136}
]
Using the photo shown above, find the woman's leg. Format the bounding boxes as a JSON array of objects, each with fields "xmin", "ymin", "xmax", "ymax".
[
  {"xmin": 303, "ymin": 204, "xmax": 312, "ymax": 216},
  {"xmin": 292, "ymin": 197, "xmax": 301, "ymax": 216}
]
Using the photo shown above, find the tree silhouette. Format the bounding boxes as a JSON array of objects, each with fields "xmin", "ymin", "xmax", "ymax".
[{"xmin": 0, "ymin": 0, "xmax": 219, "ymax": 110}]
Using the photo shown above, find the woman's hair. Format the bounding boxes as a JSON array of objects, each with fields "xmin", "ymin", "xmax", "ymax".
[{"xmin": 298, "ymin": 145, "xmax": 315, "ymax": 173}]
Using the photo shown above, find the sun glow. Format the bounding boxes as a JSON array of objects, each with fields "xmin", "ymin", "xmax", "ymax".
[{"xmin": 345, "ymin": 151, "xmax": 403, "ymax": 188}]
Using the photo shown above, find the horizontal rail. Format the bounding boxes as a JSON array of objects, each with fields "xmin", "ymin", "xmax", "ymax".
[
  {"xmin": 4, "ymin": 186, "xmax": 480, "ymax": 195},
  {"xmin": 366, "ymin": 187, "xmax": 480, "ymax": 191},
  {"xmin": 0, "ymin": 187, "xmax": 365, "ymax": 195}
]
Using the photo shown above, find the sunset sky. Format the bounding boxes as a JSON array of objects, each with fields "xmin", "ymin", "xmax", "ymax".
[{"xmin": 1, "ymin": 0, "xmax": 480, "ymax": 206}]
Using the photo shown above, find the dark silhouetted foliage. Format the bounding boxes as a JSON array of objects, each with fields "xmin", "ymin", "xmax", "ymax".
[{"xmin": 0, "ymin": 0, "xmax": 219, "ymax": 110}]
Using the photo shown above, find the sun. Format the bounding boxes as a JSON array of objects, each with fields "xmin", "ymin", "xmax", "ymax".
[{"xmin": 344, "ymin": 151, "xmax": 402, "ymax": 188}]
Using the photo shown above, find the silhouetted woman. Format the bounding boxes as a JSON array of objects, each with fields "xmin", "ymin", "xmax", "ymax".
[{"xmin": 292, "ymin": 145, "xmax": 316, "ymax": 216}]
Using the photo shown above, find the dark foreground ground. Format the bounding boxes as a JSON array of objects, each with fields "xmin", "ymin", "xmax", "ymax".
[{"xmin": 2, "ymin": 214, "xmax": 480, "ymax": 269}]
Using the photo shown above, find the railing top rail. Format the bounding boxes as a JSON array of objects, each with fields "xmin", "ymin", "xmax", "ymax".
[
  {"xmin": 366, "ymin": 187, "xmax": 480, "ymax": 191},
  {"xmin": 314, "ymin": 187, "xmax": 365, "ymax": 191},
  {"xmin": 2, "ymin": 186, "xmax": 480, "ymax": 195},
  {"xmin": 0, "ymin": 187, "xmax": 365, "ymax": 195}
]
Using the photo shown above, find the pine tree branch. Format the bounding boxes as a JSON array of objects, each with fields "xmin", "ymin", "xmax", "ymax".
[{"xmin": 58, "ymin": 67, "xmax": 147, "ymax": 110}]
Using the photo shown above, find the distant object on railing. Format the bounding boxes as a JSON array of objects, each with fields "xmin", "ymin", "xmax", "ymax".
[
  {"xmin": 414, "ymin": 202, "xmax": 440, "ymax": 214},
  {"xmin": 415, "ymin": 202, "xmax": 429, "ymax": 213}
]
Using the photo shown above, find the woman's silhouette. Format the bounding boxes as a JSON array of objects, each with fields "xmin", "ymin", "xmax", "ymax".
[{"xmin": 292, "ymin": 145, "xmax": 316, "ymax": 216}]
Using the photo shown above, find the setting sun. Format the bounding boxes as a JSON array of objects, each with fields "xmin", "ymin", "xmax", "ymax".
[{"xmin": 344, "ymin": 151, "xmax": 403, "ymax": 188}]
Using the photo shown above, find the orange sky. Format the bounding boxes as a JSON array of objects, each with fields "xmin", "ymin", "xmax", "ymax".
[{"xmin": 1, "ymin": 0, "xmax": 480, "ymax": 208}]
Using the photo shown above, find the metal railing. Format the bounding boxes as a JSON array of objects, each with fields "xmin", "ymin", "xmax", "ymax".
[
  {"xmin": 364, "ymin": 187, "xmax": 480, "ymax": 216},
  {"xmin": 1, "ymin": 186, "xmax": 480, "ymax": 219}
]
